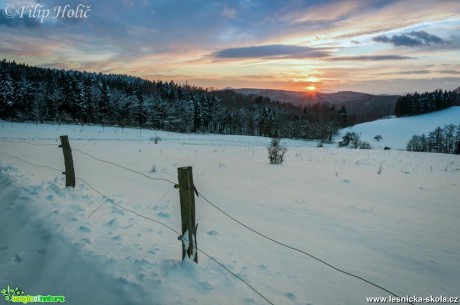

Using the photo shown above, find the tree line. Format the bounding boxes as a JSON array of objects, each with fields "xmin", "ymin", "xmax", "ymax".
[
  {"xmin": 0, "ymin": 59, "xmax": 348, "ymax": 141},
  {"xmin": 395, "ymin": 89, "xmax": 458, "ymax": 117},
  {"xmin": 406, "ymin": 124, "xmax": 460, "ymax": 154}
]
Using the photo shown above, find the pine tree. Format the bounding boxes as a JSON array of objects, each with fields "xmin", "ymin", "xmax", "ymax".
[
  {"xmin": 337, "ymin": 105, "xmax": 347, "ymax": 127},
  {"xmin": 0, "ymin": 73, "xmax": 14, "ymax": 118}
]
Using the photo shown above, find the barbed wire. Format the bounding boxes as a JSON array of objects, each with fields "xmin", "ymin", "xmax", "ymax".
[
  {"xmin": 78, "ymin": 176, "xmax": 274, "ymax": 305},
  {"xmin": 0, "ymin": 151, "xmax": 275, "ymax": 305},
  {"xmin": 72, "ymin": 148, "xmax": 177, "ymax": 185},
  {"xmin": 0, "ymin": 151, "xmax": 62, "ymax": 173},
  {"xmin": 0, "ymin": 138, "xmax": 176, "ymax": 185},
  {"xmin": 197, "ymin": 191, "xmax": 415, "ymax": 305},
  {"xmin": 0, "ymin": 138, "xmax": 58, "ymax": 147},
  {"xmin": 76, "ymin": 177, "xmax": 180, "ymax": 234},
  {"xmin": 0, "ymin": 138, "xmax": 414, "ymax": 304},
  {"xmin": 196, "ymin": 247, "xmax": 274, "ymax": 305},
  {"xmin": 78, "ymin": 177, "xmax": 274, "ymax": 305}
]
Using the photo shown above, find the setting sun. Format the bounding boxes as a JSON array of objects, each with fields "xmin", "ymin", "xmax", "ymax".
[{"xmin": 306, "ymin": 85, "xmax": 316, "ymax": 91}]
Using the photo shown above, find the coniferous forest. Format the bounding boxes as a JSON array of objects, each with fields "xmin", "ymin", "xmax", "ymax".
[
  {"xmin": 2, "ymin": 59, "xmax": 459, "ymax": 147},
  {"xmin": 0, "ymin": 60, "xmax": 346, "ymax": 141},
  {"xmin": 394, "ymin": 89, "xmax": 458, "ymax": 117}
]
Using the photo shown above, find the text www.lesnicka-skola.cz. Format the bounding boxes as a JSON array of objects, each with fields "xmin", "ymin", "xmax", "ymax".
[{"xmin": 366, "ymin": 295, "xmax": 459, "ymax": 304}]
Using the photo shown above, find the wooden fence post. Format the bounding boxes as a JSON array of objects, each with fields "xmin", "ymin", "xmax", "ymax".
[
  {"xmin": 59, "ymin": 135, "xmax": 76, "ymax": 188},
  {"xmin": 177, "ymin": 166, "xmax": 198, "ymax": 263}
]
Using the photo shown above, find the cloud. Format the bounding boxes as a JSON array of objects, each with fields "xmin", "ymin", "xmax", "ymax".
[
  {"xmin": 1, "ymin": 0, "xmax": 459, "ymax": 94},
  {"xmin": 0, "ymin": 8, "xmax": 41, "ymax": 28},
  {"xmin": 212, "ymin": 44, "xmax": 329, "ymax": 59},
  {"xmin": 332, "ymin": 77, "xmax": 460, "ymax": 95},
  {"xmin": 382, "ymin": 69, "xmax": 460, "ymax": 75},
  {"xmin": 399, "ymin": 70, "xmax": 431, "ymax": 74},
  {"xmin": 438, "ymin": 70, "xmax": 460, "ymax": 75},
  {"xmin": 374, "ymin": 34, "xmax": 421, "ymax": 47},
  {"xmin": 330, "ymin": 55, "xmax": 413, "ymax": 61},
  {"xmin": 409, "ymin": 31, "xmax": 445, "ymax": 44},
  {"xmin": 373, "ymin": 30, "xmax": 448, "ymax": 47},
  {"xmin": 122, "ymin": 0, "xmax": 135, "ymax": 8},
  {"xmin": 221, "ymin": 5, "xmax": 237, "ymax": 18},
  {"xmin": 283, "ymin": 0, "xmax": 364, "ymax": 24}
]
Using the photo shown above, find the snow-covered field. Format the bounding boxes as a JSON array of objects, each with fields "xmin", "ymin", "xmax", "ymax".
[
  {"xmin": 0, "ymin": 118, "xmax": 459, "ymax": 305},
  {"xmin": 346, "ymin": 106, "xmax": 460, "ymax": 150}
]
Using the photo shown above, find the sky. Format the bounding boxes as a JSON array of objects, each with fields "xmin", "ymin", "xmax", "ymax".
[{"xmin": 0, "ymin": 0, "xmax": 459, "ymax": 94}]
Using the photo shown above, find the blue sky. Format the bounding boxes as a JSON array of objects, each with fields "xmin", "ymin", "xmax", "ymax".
[{"xmin": 1, "ymin": 0, "xmax": 459, "ymax": 94}]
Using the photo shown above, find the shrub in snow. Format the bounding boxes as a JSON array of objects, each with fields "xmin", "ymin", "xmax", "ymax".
[
  {"xmin": 338, "ymin": 132, "xmax": 362, "ymax": 149},
  {"xmin": 359, "ymin": 141, "xmax": 372, "ymax": 149},
  {"xmin": 267, "ymin": 138, "xmax": 287, "ymax": 164},
  {"xmin": 374, "ymin": 135, "xmax": 383, "ymax": 142},
  {"xmin": 151, "ymin": 136, "xmax": 161, "ymax": 144}
]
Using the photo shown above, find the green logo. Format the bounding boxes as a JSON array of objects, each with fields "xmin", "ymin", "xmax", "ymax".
[
  {"xmin": 1, "ymin": 286, "xmax": 24, "ymax": 302},
  {"xmin": 1, "ymin": 286, "xmax": 65, "ymax": 304}
]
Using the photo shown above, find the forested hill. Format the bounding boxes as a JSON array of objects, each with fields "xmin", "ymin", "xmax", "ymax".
[
  {"xmin": 235, "ymin": 88, "xmax": 400, "ymax": 124},
  {"xmin": 394, "ymin": 89, "xmax": 459, "ymax": 117},
  {"xmin": 0, "ymin": 59, "xmax": 349, "ymax": 141}
]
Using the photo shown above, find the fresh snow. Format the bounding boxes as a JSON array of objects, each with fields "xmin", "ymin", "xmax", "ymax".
[
  {"xmin": 0, "ymin": 117, "xmax": 459, "ymax": 305},
  {"xmin": 344, "ymin": 106, "xmax": 460, "ymax": 150}
]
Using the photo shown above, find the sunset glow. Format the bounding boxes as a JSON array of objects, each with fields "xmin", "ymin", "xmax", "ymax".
[{"xmin": 0, "ymin": 0, "xmax": 459, "ymax": 94}]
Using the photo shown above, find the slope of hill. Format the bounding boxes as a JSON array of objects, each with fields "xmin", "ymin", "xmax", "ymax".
[
  {"xmin": 344, "ymin": 106, "xmax": 460, "ymax": 150},
  {"xmin": 1, "ymin": 122, "xmax": 459, "ymax": 305},
  {"xmin": 234, "ymin": 88, "xmax": 400, "ymax": 124}
]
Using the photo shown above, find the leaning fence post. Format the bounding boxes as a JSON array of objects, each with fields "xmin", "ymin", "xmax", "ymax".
[
  {"xmin": 177, "ymin": 166, "xmax": 198, "ymax": 263},
  {"xmin": 59, "ymin": 135, "xmax": 76, "ymax": 188}
]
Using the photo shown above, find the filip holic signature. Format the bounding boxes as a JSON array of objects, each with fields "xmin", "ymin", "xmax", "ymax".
[{"xmin": 2, "ymin": 3, "xmax": 91, "ymax": 23}]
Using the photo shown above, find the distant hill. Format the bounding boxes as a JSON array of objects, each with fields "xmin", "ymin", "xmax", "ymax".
[
  {"xmin": 344, "ymin": 106, "xmax": 460, "ymax": 150},
  {"xmin": 234, "ymin": 88, "xmax": 400, "ymax": 124}
]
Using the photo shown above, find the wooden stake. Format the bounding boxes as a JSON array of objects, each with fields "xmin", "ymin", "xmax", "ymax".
[
  {"xmin": 177, "ymin": 166, "xmax": 198, "ymax": 263},
  {"xmin": 59, "ymin": 135, "xmax": 76, "ymax": 188}
]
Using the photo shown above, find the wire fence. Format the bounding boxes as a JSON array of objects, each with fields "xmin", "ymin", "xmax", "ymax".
[
  {"xmin": 72, "ymin": 148, "xmax": 177, "ymax": 185},
  {"xmin": 0, "ymin": 137, "xmax": 415, "ymax": 305},
  {"xmin": 0, "ymin": 140, "xmax": 275, "ymax": 305}
]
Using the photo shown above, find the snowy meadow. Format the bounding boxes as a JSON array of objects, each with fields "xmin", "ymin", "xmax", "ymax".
[{"xmin": 0, "ymin": 119, "xmax": 459, "ymax": 305}]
